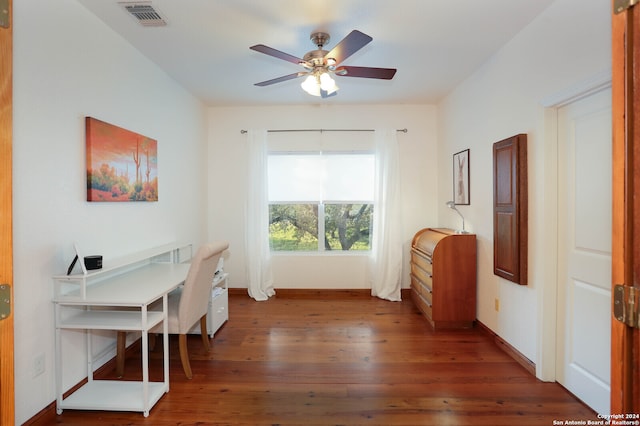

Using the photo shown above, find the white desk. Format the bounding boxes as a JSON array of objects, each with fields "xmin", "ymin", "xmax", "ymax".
[{"xmin": 53, "ymin": 245, "xmax": 191, "ymax": 417}]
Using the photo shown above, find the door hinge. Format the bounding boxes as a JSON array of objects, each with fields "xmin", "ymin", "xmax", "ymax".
[
  {"xmin": 0, "ymin": 0, "xmax": 8, "ymax": 29},
  {"xmin": 614, "ymin": 0, "xmax": 638, "ymax": 14},
  {"xmin": 0, "ymin": 284, "xmax": 10, "ymax": 320},
  {"xmin": 614, "ymin": 285, "xmax": 640, "ymax": 328}
]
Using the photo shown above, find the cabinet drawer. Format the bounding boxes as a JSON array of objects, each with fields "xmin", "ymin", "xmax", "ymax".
[
  {"xmin": 411, "ymin": 288, "xmax": 433, "ymax": 320},
  {"xmin": 411, "ymin": 249, "xmax": 433, "ymax": 275},
  {"xmin": 411, "ymin": 274, "xmax": 432, "ymax": 305},
  {"xmin": 208, "ymin": 289, "xmax": 228, "ymax": 336},
  {"xmin": 410, "ymin": 262, "xmax": 432, "ymax": 289}
]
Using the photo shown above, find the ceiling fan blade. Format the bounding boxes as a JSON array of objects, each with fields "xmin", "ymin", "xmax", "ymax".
[
  {"xmin": 336, "ymin": 66, "xmax": 397, "ymax": 80},
  {"xmin": 254, "ymin": 72, "xmax": 305, "ymax": 87},
  {"xmin": 325, "ymin": 30, "xmax": 372, "ymax": 65},
  {"xmin": 250, "ymin": 44, "xmax": 304, "ymax": 65}
]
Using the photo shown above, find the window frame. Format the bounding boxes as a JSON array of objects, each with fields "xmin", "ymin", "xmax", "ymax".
[{"xmin": 268, "ymin": 150, "xmax": 374, "ymax": 254}]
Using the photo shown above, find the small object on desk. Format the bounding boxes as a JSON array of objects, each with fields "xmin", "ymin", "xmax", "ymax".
[
  {"xmin": 72, "ymin": 242, "xmax": 88, "ymax": 275},
  {"xmin": 84, "ymin": 255, "xmax": 102, "ymax": 270},
  {"xmin": 66, "ymin": 255, "xmax": 78, "ymax": 276}
]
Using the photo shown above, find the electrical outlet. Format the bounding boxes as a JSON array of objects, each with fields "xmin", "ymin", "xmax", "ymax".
[
  {"xmin": 33, "ymin": 353, "xmax": 45, "ymax": 377},
  {"xmin": 494, "ymin": 298, "xmax": 500, "ymax": 312}
]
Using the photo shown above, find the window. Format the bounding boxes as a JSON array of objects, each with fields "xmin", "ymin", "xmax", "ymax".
[{"xmin": 268, "ymin": 152, "xmax": 374, "ymax": 252}]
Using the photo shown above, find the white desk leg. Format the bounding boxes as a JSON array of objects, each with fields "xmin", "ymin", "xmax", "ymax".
[
  {"xmin": 54, "ymin": 304, "xmax": 63, "ymax": 414},
  {"xmin": 141, "ymin": 304, "xmax": 150, "ymax": 417},
  {"xmin": 163, "ymin": 294, "xmax": 169, "ymax": 391},
  {"xmin": 86, "ymin": 307, "xmax": 93, "ymax": 383}
]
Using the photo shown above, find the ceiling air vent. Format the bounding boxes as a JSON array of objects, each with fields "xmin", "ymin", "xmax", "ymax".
[{"xmin": 119, "ymin": 2, "xmax": 167, "ymax": 27}]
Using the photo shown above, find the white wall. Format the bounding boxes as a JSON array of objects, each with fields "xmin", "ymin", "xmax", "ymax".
[
  {"xmin": 13, "ymin": 1, "xmax": 208, "ymax": 423},
  {"xmin": 207, "ymin": 105, "xmax": 437, "ymax": 291},
  {"xmin": 437, "ymin": 0, "xmax": 610, "ymax": 371}
]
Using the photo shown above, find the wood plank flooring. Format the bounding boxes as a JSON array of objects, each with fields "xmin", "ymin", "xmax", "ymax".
[{"xmin": 37, "ymin": 291, "xmax": 598, "ymax": 425}]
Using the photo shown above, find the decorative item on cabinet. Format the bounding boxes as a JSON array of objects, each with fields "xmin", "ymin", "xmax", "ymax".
[
  {"xmin": 410, "ymin": 228, "xmax": 477, "ymax": 329},
  {"xmin": 445, "ymin": 201, "xmax": 468, "ymax": 233}
]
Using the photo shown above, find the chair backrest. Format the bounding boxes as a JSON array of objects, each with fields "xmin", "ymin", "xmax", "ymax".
[{"xmin": 177, "ymin": 241, "xmax": 229, "ymax": 333}]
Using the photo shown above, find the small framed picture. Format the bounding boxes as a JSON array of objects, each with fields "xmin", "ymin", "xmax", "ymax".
[{"xmin": 453, "ymin": 149, "xmax": 470, "ymax": 205}]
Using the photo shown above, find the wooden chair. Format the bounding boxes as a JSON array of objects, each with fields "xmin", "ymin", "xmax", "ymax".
[{"xmin": 116, "ymin": 241, "xmax": 228, "ymax": 379}]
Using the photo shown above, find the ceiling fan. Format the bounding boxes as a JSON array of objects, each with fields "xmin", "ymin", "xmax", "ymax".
[{"xmin": 250, "ymin": 30, "xmax": 397, "ymax": 98}]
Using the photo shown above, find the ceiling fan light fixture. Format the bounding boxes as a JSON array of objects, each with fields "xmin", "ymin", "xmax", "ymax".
[
  {"xmin": 301, "ymin": 74, "xmax": 321, "ymax": 96},
  {"xmin": 252, "ymin": 30, "xmax": 395, "ymax": 98},
  {"xmin": 319, "ymin": 72, "xmax": 338, "ymax": 94},
  {"xmin": 325, "ymin": 83, "xmax": 339, "ymax": 96}
]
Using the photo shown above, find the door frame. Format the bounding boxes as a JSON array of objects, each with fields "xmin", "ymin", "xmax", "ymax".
[
  {"xmin": 538, "ymin": 70, "xmax": 612, "ymax": 382},
  {"xmin": 611, "ymin": 0, "xmax": 640, "ymax": 413},
  {"xmin": 538, "ymin": 0, "xmax": 640, "ymax": 411},
  {"xmin": 0, "ymin": 0, "xmax": 14, "ymax": 424}
]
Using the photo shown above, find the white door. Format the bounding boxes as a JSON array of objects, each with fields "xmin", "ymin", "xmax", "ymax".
[{"xmin": 556, "ymin": 87, "xmax": 611, "ymax": 414}]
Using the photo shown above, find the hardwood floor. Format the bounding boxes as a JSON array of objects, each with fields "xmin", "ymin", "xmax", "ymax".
[{"xmin": 38, "ymin": 291, "xmax": 597, "ymax": 425}]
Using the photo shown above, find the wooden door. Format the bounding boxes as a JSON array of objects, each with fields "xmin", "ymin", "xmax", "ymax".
[
  {"xmin": 611, "ymin": 0, "xmax": 640, "ymax": 414},
  {"xmin": 556, "ymin": 88, "xmax": 612, "ymax": 414},
  {"xmin": 0, "ymin": 0, "xmax": 14, "ymax": 424}
]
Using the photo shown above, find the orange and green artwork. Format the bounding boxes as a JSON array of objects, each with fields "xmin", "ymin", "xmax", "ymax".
[{"xmin": 86, "ymin": 117, "xmax": 158, "ymax": 202}]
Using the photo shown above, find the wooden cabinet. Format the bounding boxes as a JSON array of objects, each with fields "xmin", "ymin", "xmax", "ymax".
[
  {"xmin": 410, "ymin": 228, "xmax": 477, "ymax": 329},
  {"xmin": 493, "ymin": 134, "xmax": 528, "ymax": 285}
]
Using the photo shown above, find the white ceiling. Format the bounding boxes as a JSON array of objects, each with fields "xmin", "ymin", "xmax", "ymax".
[{"xmin": 77, "ymin": 0, "xmax": 556, "ymax": 106}]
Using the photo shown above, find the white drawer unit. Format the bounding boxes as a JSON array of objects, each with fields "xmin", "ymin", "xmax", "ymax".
[
  {"xmin": 208, "ymin": 284, "xmax": 228, "ymax": 337},
  {"xmin": 191, "ymin": 272, "xmax": 229, "ymax": 338}
]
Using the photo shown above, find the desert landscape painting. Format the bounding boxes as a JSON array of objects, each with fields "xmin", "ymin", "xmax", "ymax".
[{"xmin": 86, "ymin": 117, "xmax": 158, "ymax": 202}]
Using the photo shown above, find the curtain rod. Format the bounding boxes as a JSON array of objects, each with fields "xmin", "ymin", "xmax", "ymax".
[{"xmin": 240, "ymin": 128, "xmax": 407, "ymax": 134}]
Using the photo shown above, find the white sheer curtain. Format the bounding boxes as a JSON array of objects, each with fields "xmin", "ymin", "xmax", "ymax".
[
  {"xmin": 369, "ymin": 129, "xmax": 403, "ymax": 301},
  {"xmin": 245, "ymin": 129, "xmax": 275, "ymax": 301}
]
